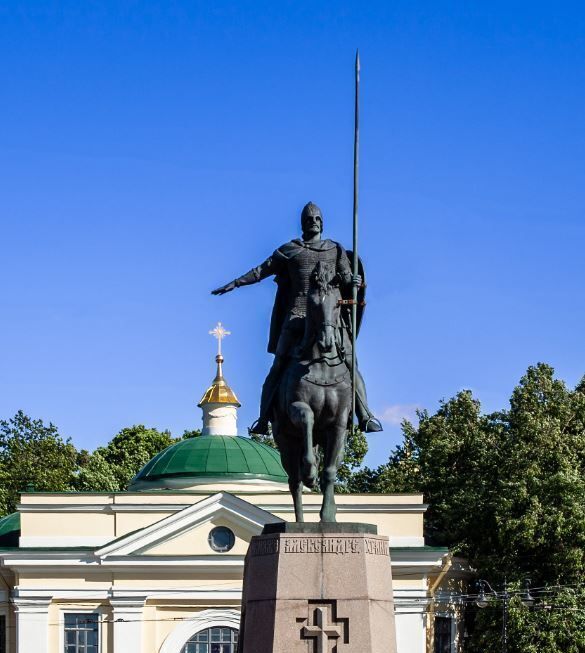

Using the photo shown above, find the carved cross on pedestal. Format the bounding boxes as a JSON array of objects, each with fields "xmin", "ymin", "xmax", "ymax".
[
  {"xmin": 209, "ymin": 321, "xmax": 231, "ymax": 356},
  {"xmin": 301, "ymin": 606, "xmax": 341, "ymax": 653}
]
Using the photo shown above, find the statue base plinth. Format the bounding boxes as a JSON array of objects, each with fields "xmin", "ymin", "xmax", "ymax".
[{"xmin": 238, "ymin": 523, "xmax": 397, "ymax": 653}]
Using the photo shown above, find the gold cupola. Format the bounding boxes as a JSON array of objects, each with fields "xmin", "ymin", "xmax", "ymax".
[{"xmin": 198, "ymin": 353, "xmax": 241, "ymax": 408}]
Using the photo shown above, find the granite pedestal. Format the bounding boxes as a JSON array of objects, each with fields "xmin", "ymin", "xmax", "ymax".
[{"xmin": 238, "ymin": 523, "xmax": 397, "ymax": 653}]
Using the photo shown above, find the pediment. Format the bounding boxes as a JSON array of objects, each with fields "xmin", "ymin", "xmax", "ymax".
[{"xmin": 95, "ymin": 492, "xmax": 283, "ymax": 559}]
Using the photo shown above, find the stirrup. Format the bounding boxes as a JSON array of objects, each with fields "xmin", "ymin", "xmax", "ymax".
[
  {"xmin": 361, "ymin": 417, "xmax": 383, "ymax": 433},
  {"xmin": 248, "ymin": 418, "xmax": 270, "ymax": 436}
]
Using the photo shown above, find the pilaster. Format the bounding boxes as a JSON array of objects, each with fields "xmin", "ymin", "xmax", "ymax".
[
  {"xmin": 110, "ymin": 596, "xmax": 147, "ymax": 653},
  {"xmin": 13, "ymin": 596, "xmax": 52, "ymax": 653}
]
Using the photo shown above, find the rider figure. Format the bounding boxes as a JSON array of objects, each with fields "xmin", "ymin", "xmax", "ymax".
[{"xmin": 212, "ymin": 202, "xmax": 383, "ymax": 435}]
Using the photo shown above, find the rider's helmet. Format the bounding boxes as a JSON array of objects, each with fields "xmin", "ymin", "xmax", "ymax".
[{"xmin": 301, "ymin": 202, "xmax": 323, "ymax": 233}]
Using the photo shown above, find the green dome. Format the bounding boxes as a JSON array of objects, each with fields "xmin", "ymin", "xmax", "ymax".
[
  {"xmin": 129, "ymin": 435, "xmax": 288, "ymax": 490},
  {"xmin": 0, "ymin": 512, "xmax": 20, "ymax": 547}
]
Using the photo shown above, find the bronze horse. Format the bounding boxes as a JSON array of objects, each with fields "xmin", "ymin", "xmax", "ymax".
[{"xmin": 271, "ymin": 261, "xmax": 352, "ymax": 522}]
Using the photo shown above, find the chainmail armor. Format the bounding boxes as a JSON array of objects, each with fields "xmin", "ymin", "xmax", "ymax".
[{"xmin": 286, "ymin": 245, "xmax": 339, "ymax": 316}]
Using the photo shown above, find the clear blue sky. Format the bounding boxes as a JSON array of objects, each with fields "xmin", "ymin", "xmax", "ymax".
[{"xmin": 1, "ymin": 1, "xmax": 584, "ymax": 467}]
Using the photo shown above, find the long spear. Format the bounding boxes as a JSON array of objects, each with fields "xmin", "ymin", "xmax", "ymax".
[{"xmin": 351, "ymin": 50, "xmax": 360, "ymax": 431}]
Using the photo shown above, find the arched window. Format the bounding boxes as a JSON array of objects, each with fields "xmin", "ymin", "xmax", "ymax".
[{"xmin": 181, "ymin": 627, "xmax": 238, "ymax": 653}]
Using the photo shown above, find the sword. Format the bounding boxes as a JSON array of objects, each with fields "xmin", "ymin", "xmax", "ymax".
[{"xmin": 350, "ymin": 50, "xmax": 360, "ymax": 432}]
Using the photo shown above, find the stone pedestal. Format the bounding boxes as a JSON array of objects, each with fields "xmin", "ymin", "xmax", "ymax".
[{"xmin": 238, "ymin": 523, "xmax": 397, "ymax": 653}]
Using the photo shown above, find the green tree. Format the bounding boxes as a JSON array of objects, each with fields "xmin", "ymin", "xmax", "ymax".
[
  {"xmin": 74, "ymin": 450, "xmax": 121, "ymax": 492},
  {"xmin": 249, "ymin": 432, "xmax": 277, "ymax": 449},
  {"xmin": 336, "ymin": 426, "xmax": 368, "ymax": 489},
  {"xmin": 0, "ymin": 410, "xmax": 78, "ymax": 515},
  {"xmin": 349, "ymin": 364, "xmax": 585, "ymax": 651},
  {"xmin": 485, "ymin": 365, "xmax": 585, "ymax": 585},
  {"xmin": 348, "ymin": 418, "xmax": 422, "ymax": 493},
  {"xmin": 471, "ymin": 587, "xmax": 585, "ymax": 653},
  {"xmin": 76, "ymin": 425, "xmax": 177, "ymax": 491},
  {"xmin": 181, "ymin": 429, "xmax": 202, "ymax": 439},
  {"xmin": 347, "ymin": 390, "xmax": 498, "ymax": 554}
]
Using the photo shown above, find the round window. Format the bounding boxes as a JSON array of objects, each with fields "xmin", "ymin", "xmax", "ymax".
[{"xmin": 208, "ymin": 526, "xmax": 235, "ymax": 552}]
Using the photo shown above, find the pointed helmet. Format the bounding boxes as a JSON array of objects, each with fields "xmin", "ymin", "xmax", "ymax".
[{"xmin": 301, "ymin": 202, "xmax": 323, "ymax": 230}]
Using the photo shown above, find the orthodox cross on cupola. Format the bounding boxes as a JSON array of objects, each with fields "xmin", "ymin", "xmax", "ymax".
[{"xmin": 209, "ymin": 321, "xmax": 231, "ymax": 356}]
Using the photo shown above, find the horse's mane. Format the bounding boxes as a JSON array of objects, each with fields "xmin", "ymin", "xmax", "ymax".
[
  {"xmin": 295, "ymin": 260, "xmax": 344, "ymax": 364},
  {"xmin": 311, "ymin": 261, "xmax": 335, "ymax": 295}
]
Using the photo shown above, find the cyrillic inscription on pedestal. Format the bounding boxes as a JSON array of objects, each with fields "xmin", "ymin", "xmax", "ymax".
[{"xmin": 249, "ymin": 536, "xmax": 389, "ymax": 557}]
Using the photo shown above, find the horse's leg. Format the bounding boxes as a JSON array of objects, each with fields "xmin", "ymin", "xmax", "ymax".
[
  {"xmin": 320, "ymin": 422, "xmax": 347, "ymax": 522},
  {"xmin": 273, "ymin": 420, "xmax": 304, "ymax": 521},
  {"xmin": 289, "ymin": 401, "xmax": 317, "ymax": 488},
  {"xmin": 282, "ymin": 432, "xmax": 304, "ymax": 522},
  {"xmin": 290, "ymin": 457, "xmax": 304, "ymax": 523}
]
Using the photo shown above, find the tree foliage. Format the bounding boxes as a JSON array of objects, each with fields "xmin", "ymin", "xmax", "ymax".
[
  {"xmin": 348, "ymin": 363, "xmax": 585, "ymax": 651},
  {"xmin": 75, "ymin": 425, "xmax": 178, "ymax": 491},
  {"xmin": 0, "ymin": 413, "xmax": 203, "ymax": 501},
  {"xmin": 74, "ymin": 450, "xmax": 120, "ymax": 492},
  {"xmin": 249, "ymin": 431, "xmax": 278, "ymax": 449},
  {"xmin": 181, "ymin": 429, "xmax": 203, "ymax": 440},
  {"xmin": 336, "ymin": 426, "xmax": 368, "ymax": 489},
  {"xmin": 0, "ymin": 410, "xmax": 78, "ymax": 514},
  {"xmin": 471, "ymin": 587, "xmax": 585, "ymax": 653}
]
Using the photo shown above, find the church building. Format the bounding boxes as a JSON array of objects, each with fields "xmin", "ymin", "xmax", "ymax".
[{"xmin": 0, "ymin": 339, "xmax": 468, "ymax": 653}]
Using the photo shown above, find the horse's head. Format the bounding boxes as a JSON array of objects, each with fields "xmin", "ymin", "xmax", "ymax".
[{"xmin": 307, "ymin": 261, "xmax": 341, "ymax": 355}]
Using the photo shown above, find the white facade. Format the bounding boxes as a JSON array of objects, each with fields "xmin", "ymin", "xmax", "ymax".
[{"xmin": 0, "ymin": 489, "xmax": 468, "ymax": 653}]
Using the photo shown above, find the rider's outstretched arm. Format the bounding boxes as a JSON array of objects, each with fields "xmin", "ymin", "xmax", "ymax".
[{"xmin": 211, "ymin": 252, "xmax": 284, "ymax": 295}]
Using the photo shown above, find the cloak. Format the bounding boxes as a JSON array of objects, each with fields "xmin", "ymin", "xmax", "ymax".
[{"xmin": 266, "ymin": 240, "xmax": 365, "ymax": 354}]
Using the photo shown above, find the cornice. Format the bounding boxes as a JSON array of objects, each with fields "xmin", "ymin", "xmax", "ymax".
[
  {"xmin": 16, "ymin": 501, "xmax": 427, "ymax": 514},
  {"xmin": 258, "ymin": 503, "xmax": 428, "ymax": 514},
  {"xmin": 1, "ymin": 549, "xmax": 446, "ymax": 577}
]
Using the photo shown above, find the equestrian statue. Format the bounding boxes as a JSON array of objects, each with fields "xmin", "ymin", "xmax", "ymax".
[{"xmin": 211, "ymin": 201, "xmax": 382, "ymax": 522}]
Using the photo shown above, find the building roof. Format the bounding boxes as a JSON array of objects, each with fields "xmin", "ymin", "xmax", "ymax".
[
  {"xmin": 0, "ymin": 512, "xmax": 20, "ymax": 547},
  {"xmin": 128, "ymin": 435, "xmax": 288, "ymax": 490},
  {"xmin": 198, "ymin": 355, "xmax": 240, "ymax": 407}
]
